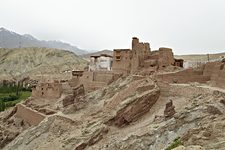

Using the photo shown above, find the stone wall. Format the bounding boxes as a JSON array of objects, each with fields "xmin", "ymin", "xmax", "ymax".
[
  {"xmin": 15, "ymin": 104, "xmax": 46, "ymax": 126},
  {"xmin": 157, "ymin": 69, "xmax": 210, "ymax": 84}
]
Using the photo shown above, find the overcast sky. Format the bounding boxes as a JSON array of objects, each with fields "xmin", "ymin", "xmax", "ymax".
[{"xmin": 0, "ymin": 0, "xmax": 225, "ymax": 54}]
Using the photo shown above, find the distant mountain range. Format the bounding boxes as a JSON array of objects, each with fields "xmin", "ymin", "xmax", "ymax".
[{"xmin": 0, "ymin": 27, "xmax": 88, "ymax": 55}]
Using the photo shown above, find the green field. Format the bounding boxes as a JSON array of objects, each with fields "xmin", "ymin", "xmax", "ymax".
[
  {"xmin": 0, "ymin": 91, "xmax": 31, "ymax": 104},
  {"xmin": 0, "ymin": 86, "xmax": 31, "ymax": 111}
]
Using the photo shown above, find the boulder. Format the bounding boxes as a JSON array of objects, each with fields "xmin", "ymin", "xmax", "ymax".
[{"xmin": 164, "ymin": 100, "xmax": 176, "ymax": 119}]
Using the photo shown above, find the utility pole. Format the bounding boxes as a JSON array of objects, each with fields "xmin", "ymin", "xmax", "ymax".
[{"xmin": 207, "ymin": 54, "xmax": 210, "ymax": 62}]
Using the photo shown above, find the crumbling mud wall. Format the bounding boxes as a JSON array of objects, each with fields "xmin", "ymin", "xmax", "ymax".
[
  {"xmin": 32, "ymin": 82, "xmax": 62, "ymax": 99},
  {"xmin": 112, "ymin": 49, "xmax": 132, "ymax": 74},
  {"xmin": 15, "ymin": 104, "xmax": 46, "ymax": 126},
  {"xmin": 80, "ymin": 71, "xmax": 112, "ymax": 92},
  {"xmin": 70, "ymin": 71, "xmax": 122, "ymax": 92},
  {"xmin": 203, "ymin": 62, "xmax": 225, "ymax": 88},
  {"xmin": 157, "ymin": 69, "xmax": 210, "ymax": 84},
  {"xmin": 157, "ymin": 62, "xmax": 225, "ymax": 88},
  {"xmin": 158, "ymin": 47, "xmax": 175, "ymax": 67},
  {"xmin": 112, "ymin": 37, "xmax": 179, "ymax": 74}
]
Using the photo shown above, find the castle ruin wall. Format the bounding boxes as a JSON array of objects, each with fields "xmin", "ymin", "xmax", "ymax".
[{"xmin": 15, "ymin": 104, "xmax": 46, "ymax": 126}]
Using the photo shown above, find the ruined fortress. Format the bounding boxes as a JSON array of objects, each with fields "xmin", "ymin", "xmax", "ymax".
[
  {"xmin": 31, "ymin": 37, "xmax": 183, "ymax": 97},
  {"xmin": 69, "ymin": 37, "xmax": 183, "ymax": 92},
  {"xmin": 19, "ymin": 37, "xmax": 224, "ymax": 128},
  {"xmin": 112, "ymin": 37, "xmax": 181, "ymax": 74},
  {"xmin": 3, "ymin": 37, "xmax": 225, "ymax": 150},
  {"xmin": 29, "ymin": 37, "xmax": 225, "ymax": 100}
]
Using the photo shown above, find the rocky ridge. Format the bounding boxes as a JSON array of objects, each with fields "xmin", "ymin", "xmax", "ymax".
[{"xmin": 1, "ymin": 76, "xmax": 225, "ymax": 149}]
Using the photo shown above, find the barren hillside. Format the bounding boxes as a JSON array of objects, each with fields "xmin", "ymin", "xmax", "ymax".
[{"xmin": 0, "ymin": 47, "xmax": 87, "ymax": 79}]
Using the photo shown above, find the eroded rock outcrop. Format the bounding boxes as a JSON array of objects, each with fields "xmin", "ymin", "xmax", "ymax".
[
  {"xmin": 106, "ymin": 76, "xmax": 160, "ymax": 127},
  {"xmin": 63, "ymin": 84, "xmax": 85, "ymax": 108},
  {"xmin": 164, "ymin": 100, "xmax": 176, "ymax": 119}
]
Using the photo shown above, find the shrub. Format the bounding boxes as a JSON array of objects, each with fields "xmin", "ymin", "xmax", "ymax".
[
  {"xmin": 165, "ymin": 137, "xmax": 182, "ymax": 150},
  {"xmin": 2, "ymin": 95, "xmax": 19, "ymax": 102},
  {"xmin": 5, "ymin": 101, "xmax": 16, "ymax": 108}
]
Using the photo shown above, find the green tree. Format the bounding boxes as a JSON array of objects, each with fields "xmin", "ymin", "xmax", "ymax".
[{"xmin": 0, "ymin": 100, "xmax": 5, "ymax": 111}]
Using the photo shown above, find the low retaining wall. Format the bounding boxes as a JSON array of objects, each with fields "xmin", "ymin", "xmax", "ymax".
[
  {"xmin": 15, "ymin": 104, "xmax": 46, "ymax": 126},
  {"xmin": 157, "ymin": 69, "xmax": 210, "ymax": 84}
]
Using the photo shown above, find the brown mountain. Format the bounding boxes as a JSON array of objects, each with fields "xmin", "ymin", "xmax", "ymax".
[{"xmin": 0, "ymin": 47, "xmax": 87, "ymax": 80}]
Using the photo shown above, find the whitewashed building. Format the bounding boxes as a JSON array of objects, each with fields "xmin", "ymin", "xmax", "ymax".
[{"xmin": 89, "ymin": 54, "xmax": 113, "ymax": 71}]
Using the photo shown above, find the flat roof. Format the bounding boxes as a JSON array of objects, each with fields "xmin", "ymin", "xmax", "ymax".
[
  {"xmin": 114, "ymin": 49, "xmax": 131, "ymax": 51},
  {"xmin": 90, "ymin": 54, "xmax": 113, "ymax": 58}
]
